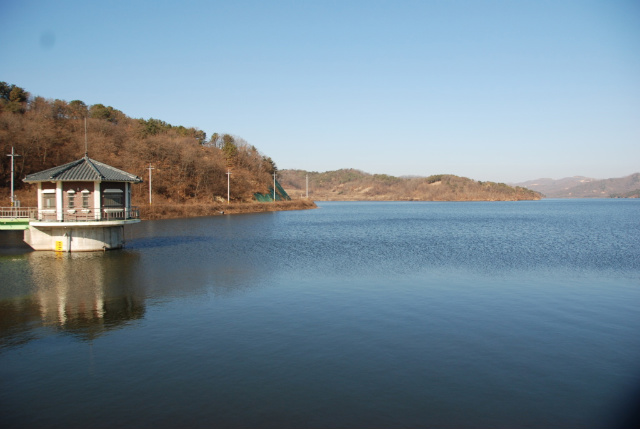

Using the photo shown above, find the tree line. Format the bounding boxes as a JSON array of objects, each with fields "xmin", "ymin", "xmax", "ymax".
[{"xmin": 0, "ymin": 81, "xmax": 278, "ymax": 205}]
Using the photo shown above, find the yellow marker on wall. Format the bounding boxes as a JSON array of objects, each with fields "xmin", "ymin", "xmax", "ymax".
[{"xmin": 55, "ymin": 241, "xmax": 63, "ymax": 252}]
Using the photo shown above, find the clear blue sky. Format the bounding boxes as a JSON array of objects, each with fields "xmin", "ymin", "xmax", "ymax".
[{"xmin": 1, "ymin": 0, "xmax": 638, "ymax": 182}]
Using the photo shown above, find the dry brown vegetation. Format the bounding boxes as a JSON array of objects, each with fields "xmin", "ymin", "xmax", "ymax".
[
  {"xmin": 140, "ymin": 200, "xmax": 316, "ymax": 220},
  {"xmin": 280, "ymin": 169, "xmax": 542, "ymax": 201},
  {"xmin": 0, "ymin": 82, "xmax": 296, "ymax": 216}
]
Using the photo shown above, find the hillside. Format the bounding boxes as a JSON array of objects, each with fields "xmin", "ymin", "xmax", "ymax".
[
  {"xmin": 515, "ymin": 174, "xmax": 640, "ymax": 198},
  {"xmin": 0, "ymin": 81, "xmax": 288, "ymax": 208},
  {"xmin": 280, "ymin": 169, "xmax": 542, "ymax": 201}
]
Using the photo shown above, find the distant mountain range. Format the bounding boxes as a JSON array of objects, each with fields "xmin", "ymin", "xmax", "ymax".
[
  {"xmin": 513, "ymin": 173, "xmax": 640, "ymax": 198},
  {"xmin": 280, "ymin": 170, "xmax": 639, "ymax": 200}
]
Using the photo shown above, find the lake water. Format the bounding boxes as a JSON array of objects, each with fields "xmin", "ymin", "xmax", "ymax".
[{"xmin": 1, "ymin": 200, "xmax": 639, "ymax": 428}]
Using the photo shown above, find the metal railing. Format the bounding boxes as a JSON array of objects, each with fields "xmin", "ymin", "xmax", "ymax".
[
  {"xmin": 0, "ymin": 207, "xmax": 38, "ymax": 219},
  {"xmin": 35, "ymin": 206, "xmax": 140, "ymax": 222}
]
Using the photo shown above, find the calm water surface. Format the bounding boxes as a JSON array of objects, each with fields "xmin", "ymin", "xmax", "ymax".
[{"xmin": 1, "ymin": 200, "xmax": 639, "ymax": 428}]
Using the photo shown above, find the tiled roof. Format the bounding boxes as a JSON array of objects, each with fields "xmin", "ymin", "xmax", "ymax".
[{"xmin": 24, "ymin": 156, "xmax": 143, "ymax": 183}]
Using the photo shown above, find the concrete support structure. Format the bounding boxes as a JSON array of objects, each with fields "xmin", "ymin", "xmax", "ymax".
[
  {"xmin": 56, "ymin": 182, "xmax": 63, "ymax": 222},
  {"xmin": 94, "ymin": 181, "xmax": 101, "ymax": 220},
  {"xmin": 24, "ymin": 221, "xmax": 136, "ymax": 252}
]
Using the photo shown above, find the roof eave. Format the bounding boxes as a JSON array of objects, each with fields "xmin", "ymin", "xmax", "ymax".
[{"xmin": 24, "ymin": 178, "xmax": 143, "ymax": 183}]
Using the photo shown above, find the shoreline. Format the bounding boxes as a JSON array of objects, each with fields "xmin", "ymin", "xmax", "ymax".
[{"xmin": 138, "ymin": 199, "xmax": 317, "ymax": 220}]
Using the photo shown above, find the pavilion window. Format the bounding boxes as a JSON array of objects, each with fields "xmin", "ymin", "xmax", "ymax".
[
  {"xmin": 43, "ymin": 191, "xmax": 56, "ymax": 209},
  {"xmin": 82, "ymin": 190, "xmax": 90, "ymax": 208},
  {"xmin": 104, "ymin": 189, "xmax": 123, "ymax": 207}
]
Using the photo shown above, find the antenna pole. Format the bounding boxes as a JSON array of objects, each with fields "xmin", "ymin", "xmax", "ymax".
[
  {"xmin": 226, "ymin": 171, "xmax": 232, "ymax": 203},
  {"xmin": 84, "ymin": 117, "xmax": 88, "ymax": 157}
]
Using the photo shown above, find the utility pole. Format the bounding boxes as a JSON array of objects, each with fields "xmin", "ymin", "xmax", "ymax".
[
  {"xmin": 147, "ymin": 164, "xmax": 155, "ymax": 204},
  {"xmin": 273, "ymin": 172, "xmax": 276, "ymax": 202},
  {"xmin": 226, "ymin": 171, "xmax": 232, "ymax": 203},
  {"xmin": 6, "ymin": 147, "xmax": 21, "ymax": 207}
]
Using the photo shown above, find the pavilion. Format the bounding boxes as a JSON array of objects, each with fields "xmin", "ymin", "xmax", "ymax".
[{"xmin": 22, "ymin": 156, "xmax": 143, "ymax": 251}]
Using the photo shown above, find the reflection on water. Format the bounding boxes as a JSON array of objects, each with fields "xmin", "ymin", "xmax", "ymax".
[
  {"xmin": 0, "ymin": 251, "xmax": 144, "ymax": 347},
  {"xmin": 0, "ymin": 200, "xmax": 639, "ymax": 429}
]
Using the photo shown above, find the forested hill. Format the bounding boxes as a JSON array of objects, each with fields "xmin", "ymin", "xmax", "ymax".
[
  {"xmin": 0, "ymin": 81, "xmax": 541, "ymax": 205},
  {"xmin": 280, "ymin": 169, "xmax": 542, "ymax": 201},
  {"xmin": 0, "ymin": 81, "xmax": 278, "ymax": 205}
]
